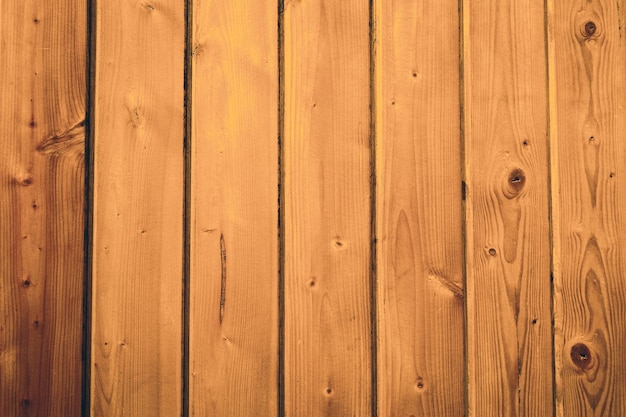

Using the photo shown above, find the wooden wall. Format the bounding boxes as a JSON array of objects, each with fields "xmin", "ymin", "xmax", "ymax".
[{"xmin": 1, "ymin": 0, "xmax": 626, "ymax": 416}]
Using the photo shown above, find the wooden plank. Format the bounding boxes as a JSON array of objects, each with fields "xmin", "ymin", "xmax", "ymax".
[
  {"xmin": 188, "ymin": 0, "xmax": 279, "ymax": 415},
  {"xmin": 374, "ymin": 0, "xmax": 465, "ymax": 415},
  {"xmin": 549, "ymin": 0, "xmax": 626, "ymax": 415},
  {"xmin": 0, "ymin": 1, "xmax": 86, "ymax": 415},
  {"xmin": 90, "ymin": 1, "xmax": 184, "ymax": 415},
  {"xmin": 463, "ymin": 0, "xmax": 554, "ymax": 415},
  {"xmin": 283, "ymin": 0, "xmax": 372, "ymax": 415}
]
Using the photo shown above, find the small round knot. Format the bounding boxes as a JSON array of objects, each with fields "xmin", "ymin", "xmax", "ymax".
[
  {"xmin": 584, "ymin": 21, "xmax": 596, "ymax": 37},
  {"xmin": 571, "ymin": 343, "xmax": 593, "ymax": 370}
]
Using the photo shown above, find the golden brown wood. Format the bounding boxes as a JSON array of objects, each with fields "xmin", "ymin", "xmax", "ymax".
[
  {"xmin": 374, "ymin": 0, "xmax": 465, "ymax": 415},
  {"xmin": 463, "ymin": 0, "xmax": 554, "ymax": 415},
  {"xmin": 0, "ymin": 0, "xmax": 86, "ymax": 415},
  {"xmin": 549, "ymin": 0, "xmax": 626, "ymax": 414},
  {"xmin": 90, "ymin": 1, "xmax": 184, "ymax": 415},
  {"xmin": 189, "ymin": 0, "xmax": 279, "ymax": 415},
  {"xmin": 283, "ymin": 0, "xmax": 372, "ymax": 415}
]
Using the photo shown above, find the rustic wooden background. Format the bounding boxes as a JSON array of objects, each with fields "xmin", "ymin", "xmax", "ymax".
[{"xmin": 2, "ymin": 0, "xmax": 626, "ymax": 416}]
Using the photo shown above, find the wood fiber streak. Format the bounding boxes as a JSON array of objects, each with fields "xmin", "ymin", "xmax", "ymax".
[
  {"xmin": 283, "ymin": 0, "xmax": 372, "ymax": 415},
  {"xmin": 464, "ymin": 0, "xmax": 553, "ymax": 415},
  {"xmin": 0, "ymin": 0, "xmax": 86, "ymax": 415},
  {"xmin": 189, "ymin": 0, "xmax": 279, "ymax": 415},
  {"xmin": 550, "ymin": 0, "xmax": 626, "ymax": 415},
  {"xmin": 375, "ymin": 0, "xmax": 465, "ymax": 416},
  {"xmin": 90, "ymin": 1, "xmax": 184, "ymax": 415}
]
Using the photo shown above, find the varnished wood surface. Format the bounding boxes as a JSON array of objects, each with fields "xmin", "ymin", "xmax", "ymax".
[
  {"xmin": 464, "ymin": 0, "xmax": 554, "ymax": 415},
  {"xmin": 375, "ymin": 0, "xmax": 465, "ymax": 416},
  {"xmin": 0, "ymin": 1, "xmax": 625, "ymax": 415},
  {"xmin": 283, "ymin": 0, "xmax": 372, "ymax": 415},
  {"xmin": 0, "ymin": 0, "xmax": 86, "ymax": 415},
  {"xmin": 549, "ymin": 0, "xmax": 626, "ymax": 415},
  {"xmin": 90, "ymin": 1, "xmax": 185, "ymax": 415},
  {"xmin": 189, "ymin": 0, "xmax": 279, "ymax": 415}
]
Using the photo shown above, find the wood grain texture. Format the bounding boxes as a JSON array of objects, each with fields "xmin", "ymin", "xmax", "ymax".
[
  {"xmin": 90, "ymin": 1, "xmax": 184, "ymax": 415},
  {"xmin": 283, "ymin": 0, "xmax": 372, "ymax": 415},
  {"xmin": 463, "ymin": 0, "xmax": 554, "ymax": 415},
  {"xmin": 374, "ymin": 0, "xmax": 465, "ymax": 416},
  {"xmin": 549, "ymin": 0, "xmax": 626, "ymax": 415},
  {"xmin": 0, "ymin": 0, "xmax": 86, "ymax": 415},
  {"xmin": 189, "ymin": 0, "xmax": 279, "ymax": 415}
]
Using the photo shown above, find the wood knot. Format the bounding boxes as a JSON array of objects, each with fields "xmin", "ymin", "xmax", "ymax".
[
  {"xmin": 503, "ymin": 168, "xmax": 526, "ymax": 198},
  {"xmin": 571, "ymin": 343, "xmax": 593, "ymax": 370},
  {"xmin": 415, "ymin": 377, "xmax": 425, "ymax": 390},
  {"xmin": 578, "ymin": 20, "xmax": 601, "ymax": 41},
  {"xmin": 584, "ymin": 21, "xmax": 596, "ymax": 37}
]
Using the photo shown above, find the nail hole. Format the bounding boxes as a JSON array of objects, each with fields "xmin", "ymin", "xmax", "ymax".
[
  {"xmin": 325, "ymin": 388, "xmax": 332, "ymax": 395},
  {"xmin": 610, "ymin": 172, "xmax": 615, "ymax": 178},
  {"xmin": 532, "ymin": 319, "xmax": 537, "ymax": 325},
  {"xmin": 522, "ymin": 140, "xmax": 529, "ymax": 147},
  {"xmin": 23, "ymin": 279, "xmax": 31, "ymax": 287},
  {"xmin": 589, "ymin": 136, "xmax": 595, "ymax": 142}
]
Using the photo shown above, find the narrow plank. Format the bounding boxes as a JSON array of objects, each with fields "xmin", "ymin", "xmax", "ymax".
[
  {"xmin": 283, "ymin": 0, "xmax": 372, "ymax": 415},
  {"xmin": 463, "ymin": 0, "xmax": 554, "ymax": 415},
  {"xmin": 374, "ymin": 0, "xmax": 465, "ymax": 415},
  {"xmin": 188, "ymin": 0, "xmax": 279, "ymax": 415},
  {"xmin": 549, "ymin": 0, "xmax": 626, "ymax": 415},
  {"xmin": 0, "ymin": 0, "xmax": 86, "ymax": 415},
  {"xmin": 90, "ymin": 1, "xmax": 184, "ymax": 415}
]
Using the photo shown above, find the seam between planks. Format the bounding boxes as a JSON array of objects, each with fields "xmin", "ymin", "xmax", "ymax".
[
  {"xmin": 459, "ymin": 0, "xmax": 470, "ymax": 414},
  {"xmin": 544, "ymin": 0, "xmax": 558, "ymax": 415},
  {"xmin": 82, "ymin": 0, "xmax": 97, "ymax": 414},
  {"xmin": 277, "ymin": 0, "xmax": 285, "ymax": 416},
  {"xmin": 369, "ymin": 0, "xmax": 378, "ymax": 415},
  {"xmin": 182, "ymin": 0, "xmax": 192, "ymax": 414}
]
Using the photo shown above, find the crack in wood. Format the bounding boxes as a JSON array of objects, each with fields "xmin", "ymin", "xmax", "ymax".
[
  {"xmin": 37, "ymin": 119, "xmax": 86, "ymax": 155},
  {"xmin": 219, "ymin": 233, "xmax": 227, "ymax": 325}
]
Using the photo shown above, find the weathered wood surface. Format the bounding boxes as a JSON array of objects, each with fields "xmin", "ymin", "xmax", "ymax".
[
  {"xmin": 189, "ymin": 0, "xmax": 279, "ymax": 415},
  {"xmin": 0, "ymin": 0, "xmax": 86, "ymax": 415},
  {"xmin": 375, "ymin": 0, "xmax": 465, "ymax": 415},
  {"xmin": 90, "ymin": 1, "xmax": 185, "ymax": 415},
  {"xmin": 464, "ymin": 0, "xmax": 554, "ymax": 415}
]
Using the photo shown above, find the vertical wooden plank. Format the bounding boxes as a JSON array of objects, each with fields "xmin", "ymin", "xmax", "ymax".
[
  {"xmin": 463, "ymin": 0, "xmax": 554, "ymax": 415},
  {"xmin": 0, "ymin": 1, "xmax": 86, "ymax": 415},
  {"xmin": 188, "ymin": 0, "xmax": 279, "ymax": 415},
  {"xmin": 283, "ymin": 0, "xmax": 372, "ymax": 415},
  {"xmin": 549, "ymin": 0, "xmax": 626, "ymax": 415},
  {"xmin": 90, "ymin": 0, "xmax": 184, "ymax": 415},
  {"xmin": 374, "ymin": 0, "xmax": 465, "ymax": 415}
]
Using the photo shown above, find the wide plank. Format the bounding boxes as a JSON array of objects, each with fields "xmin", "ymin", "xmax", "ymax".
[
  {"xmin": 549, "ymin": 0, "xmax": 626, "ymax": 415},
  {"xmin": 0, "ymin": 1, "xmax": 86, "ymax": 415},
  {"xmin": 463, "ymin": 0, "xmax": 554, "ymax": 415},
  {"xmin": 90, "ymin": 1, "xmax": 185, "ymax": 415},
  {"xmin": 375, "ymin": 0, "xmax": 465, "ymax": 415},
  {"xmin": 189, "ymin": 0, "xmax": 279, "ymax": 415},
  {"xmin": 283, "ymin": 0, "xmax": 372, "ymax": 415}
]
